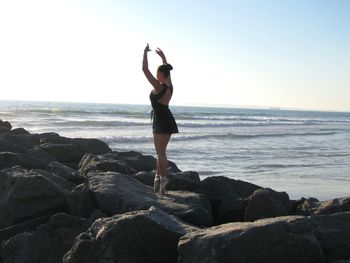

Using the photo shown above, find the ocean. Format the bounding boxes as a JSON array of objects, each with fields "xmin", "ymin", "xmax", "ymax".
[{"xmin": 1, "ymin": 100, "xmax": 349, "ymax": 200}]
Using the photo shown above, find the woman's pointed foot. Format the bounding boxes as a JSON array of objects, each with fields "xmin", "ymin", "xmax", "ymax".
[
  {"xmin": 159, "ymin": 176, "xmax": 169, "ymax": 195},
  {"xmin": 154, "ymin": 173, "xmax": 161, "ymax": 193}
]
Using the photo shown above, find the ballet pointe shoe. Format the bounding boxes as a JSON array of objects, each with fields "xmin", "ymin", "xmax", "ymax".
[
  {"xmin": 159, "ymin": 176, "xmax": 169, "ymax": 195},
  {"xmin": 154, "ymin": 173, "xmax": 161, "ymax": 193}
]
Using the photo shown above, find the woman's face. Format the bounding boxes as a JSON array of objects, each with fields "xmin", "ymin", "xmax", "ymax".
[{"xmin": 157, "ymin": 71, "xmax": 166, "ymax": 82}]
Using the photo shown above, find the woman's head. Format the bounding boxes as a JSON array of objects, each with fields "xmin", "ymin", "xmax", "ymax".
[{"xmin": 157, "ymin": 63, "xmax": 173, "ymax": 82}]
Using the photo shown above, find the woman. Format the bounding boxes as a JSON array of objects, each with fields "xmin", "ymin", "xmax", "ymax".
[{"xmin": 142, "ymin": 43, "xmax": 179, "ymax": 195}]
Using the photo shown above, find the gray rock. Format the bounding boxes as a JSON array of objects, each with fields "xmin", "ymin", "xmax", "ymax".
[
  {"xmin": 310, "ymin": 212, "xmax": 350, "ymax": 262},
  {"xmin": 47, "ymin": 161, "xmax": 84, "ymax": 185},
  {"xmin": 0, "ymin": 139, "xmax": 24, "ymax": 154},
  {"xmin": 10, "ymin": 128, "xmax": 30, "ymax": 135},
  {"xmin": 79, "ymin": 151, "xmax": 180, "ymax": 176},
  {"xmin": 27, "ymin": 146, "xmax": 58, "ymax": 164},
  {"xmin": 133, "ymin": 170, "xmax": 201, "ymax": 192},
  {"xmin": 67, "ymin": 183, "xmax": 95, "ymax": 218},
  {"xmin": 295, "ymin": 197, "xmax": 350, "ymax": 216},
  {"xmin": 0, "ymin": 152, "xmax": 47, "ymax": 170},
  {"xmin": 1, "ymin": 210, "xmax": 105, "ymax": 263},
  {"xmin": 86, "ymin": 171, "xmax": 213, "ymax": 227},
  {"xmin": 0, "ymin": 120, "xmax": 12, "ymax": 130},
  {"xmin": 34, "ymin": 143, "xmax": 85, "ymax": 163},
  {"xmin": 178, "ymin": 215, "xmax": 325, "ymax": 263},
  {"xmin": 0, "ymin": 166, "xmax": 70, "ymax": 228},
  {"xmin": 200, "ymin": 176, "xmax": 261, "ymax": 224},
  {"xmin": 63, "ymin": 206, "xmax": 198, "ymax": 263},
  {"xmin": 245, "ymin": 188, "xmax": 292, "ymax": 221}
]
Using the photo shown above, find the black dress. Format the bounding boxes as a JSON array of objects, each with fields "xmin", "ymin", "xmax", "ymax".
[{"xmin": 149, "ymin": 84, "xmax": 179, "ymax": 134}]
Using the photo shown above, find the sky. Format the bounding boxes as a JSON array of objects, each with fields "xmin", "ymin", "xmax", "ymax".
[{"xmin": 0, "ymin": 0, "xmax": 349, "ymax": 112}]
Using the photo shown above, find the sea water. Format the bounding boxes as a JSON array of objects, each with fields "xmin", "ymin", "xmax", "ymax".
[{"xmin": 1, "ymin": 100, "xmax": 349, "ymax": 200}]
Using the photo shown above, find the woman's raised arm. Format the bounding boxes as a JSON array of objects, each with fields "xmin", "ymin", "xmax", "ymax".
[{"xmin": 142, "ymin": 43, "xmax": 161, "ymax": 90}]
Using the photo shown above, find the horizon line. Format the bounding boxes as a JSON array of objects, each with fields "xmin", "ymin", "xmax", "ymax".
[{"xmin": 0, "ymin": 99, "xmax": 349, "ymax": 114}]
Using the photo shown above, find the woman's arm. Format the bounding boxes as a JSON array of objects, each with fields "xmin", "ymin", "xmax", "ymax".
[
  {"xmin": 156, "ymin": 47, "xmax": 172, "ymax": 87},
  {"xmin": 142, "ymin": 43, "xmax": 161, "ymax": 90}
]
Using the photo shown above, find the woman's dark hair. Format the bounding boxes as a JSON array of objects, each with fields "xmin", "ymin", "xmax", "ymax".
[{"xmin": 157, "ymin": 63, "xmax": 173, "ymax": 78}]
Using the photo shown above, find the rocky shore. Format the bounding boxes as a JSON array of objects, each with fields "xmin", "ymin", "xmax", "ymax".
[{"xmin": 0, "ymin": 119, "xmax": 349, "ymax": 263}]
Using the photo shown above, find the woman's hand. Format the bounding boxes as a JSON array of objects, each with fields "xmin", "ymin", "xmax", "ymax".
[
  {"xmin": 155, "ymin": 47, "xmax": 165, "ymax": 58},
  {"xmin": 144, "ymin": 43, "xmax": 151, "ymax": 53}
]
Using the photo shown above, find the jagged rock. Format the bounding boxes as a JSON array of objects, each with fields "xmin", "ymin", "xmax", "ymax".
[
  {"xmin": 0, "ymin": 139, "xmax": 24, "ymax": 154},
  {"xmin": 67, "ymin": 183, "xmax": 95, "ymax": 218},
  {"xmin": 10, "ymin": 128, "xmax": 30, "ymax": 135},
  {"xmin": 178, "ymin": 215, "xmax": 325, "ymax": 263},
  {"xmin": 63, "ymin": 206, "xmax": 198, "ymax": 263},
  {"xmin": 200, "ymin": 176, "xmax": 261, "ymax": 224},
  {"xmin": 86, "ymin": 171, "xmax": 213, "ymax": 227},
  {"xmin": 47, "ymin": 161, "xmax": 84, "ymax": 184},
  {"xmin": 1, "ymin": 210, "xmax": 105, "ymax": 263},
  {"xmin": 79, "ymin": 151, "xmax": 180, "ymax": 176},
  {"xmin": 0, "ymin": 152, "xmax": 47, "ymax": 170},
  {"xmin": 310, "ymin": 212, "xmax": 350, "ymax": 262},
  {"xmin": 295, "ymin": 197, "xmax": 350, "ymax": 216},
  {"xmin": 0, "ymin": 214, "xmax": 51, "ymax": 244},
  {"xmin": 27, "ymin": 146, "xmax": 58, "ymax": 164},
  {"xmin": 0, "ymin": 166, "xmax": 71, "ymax": 228},
  {"xmin": 0, "ymin": 120, "xmax": 12, "ymax": 130},
  {"xmin": 133, "ymin": 170, "xmax": 201, "ymax": 191},
  {"xmin": 245, "ymin": 188, "xmax": 292, "ymax": 221},
  {"xmin": 33, "ymin": 143, "xmax": 85, "ymax": 163}
]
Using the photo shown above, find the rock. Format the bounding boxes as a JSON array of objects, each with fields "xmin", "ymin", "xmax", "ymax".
[
  {"xmin": 200, "ymin": 176, "xmax": 261, "ymax": 224},
  {"xmin": 0, "ymin": 166, "xmax": 70, "ymax": 229},
  {"xmin": 86, "ymin": 171, "xmax": 213, "ymax": 227},
  {"xmin": 10, "ymin": 128, "xmax": 30, "ymax": 135},
  {"xmin": 79, "ymin": 151, "xmax": 180, "ymax": 176},
  {"xmin": 133, "ymin": 170, "xmax": 201, "ymax": 192},
  {"xmin": 0, "ymin": 134, "xmax": 40, "ymax": 152},
  {"xmin": 0, "ymin": 120, "xmax": 12, "ymax": 130},
  {"xmin": 79, "ymin": 153, "xmax": 135, "ymax": 176},
  {"xmin": 67, "ymin": 183, "xmax": 95, "ymax": 218},
  {"xmin": 0, "ymin": 214, "xmax": 51, "ymax": 244},
  {"xmin": 47, "ymin": 161, "xmax": 84, "ymax": 184},
  {"xmin": 34, "ymin": 143, "xmax": 84, "ymax": 163},
  {"xmin": 295, "ymin": 197, "xmax": 350, "ymax": 216},
  {"xmin": 27, "ymin": 146, "xmax": 58, "ymax": 164},
  {"xmin": 0, "ymin": 139, "xmax": 24, "ymax": 154},
  {"xmin": 0, "ymin": 152, "xmax": 47, "ymax": 170},
  {"xmin": 63, "ymin": 206, "xmax": 198, "ymax": 263},
  {"xmin": 310, "ymin": 212, "xmax": 350, "ymax": 262},
  {"xmin": 178, "ymin": 215, "xmax": 325, "ymax": 263},
  {"xmin": 1, "ymin": 210, "xmax": 105, "ymax": 263},
  {"xmin": 245, "ymin": 188, "xmax": 292, "ymax": 221},
  {"xmin": 39, "ymin": 136, "xmax": 112, "ymax": 155}
]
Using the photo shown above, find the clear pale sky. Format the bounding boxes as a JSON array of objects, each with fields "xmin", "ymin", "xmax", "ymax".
[{"xmin": 0, "ymin": 0, "xmax": 349, "ymax": 111}]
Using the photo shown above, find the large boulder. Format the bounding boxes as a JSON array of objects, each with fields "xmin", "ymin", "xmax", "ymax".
[
  {"xmin": 0, "ymin": 120, "xmax": 12, "ymax": 131},
  {"xmin": 46, "ymin": 161, "xmax": 84, "ymax": 185},
  {"xmin": 309, "ymin": 212, "xmax": 350, "ymax": 262},
  {"xmin": 32, "ymin": 143, "xmax": 85, "ymax": 164},
  {"xmin": 178, "ymin": 215, "xmax": 324, "ymax": 263},
  {"xmin": 0, "ymin": 152, "xmax": 47, "ymax": 170},
  {"xmin": 134, "ymin": 170, "xmax": 201, "ymax": 192},
  {"xmin": 1, "ymin": 210, "xmax": 105, "ymax": 263},
  {"xmin": 67, "ymin": 183, "xmax": 95, "ymax": 218},
  {"xmin": 63, "ymin": 206, "xmax": 198, "ymax": 263},
  {"xmin": 178, "ymin": 211, "xmax": 350, "ymax": 263},
  {"xmin": 86, "ymin": 171, "xmax": 213, "ymax": 227},
  {"xmin": 79, "ymin": 151, "xmax": 181, "ymax": 176},
  {"xmin": 0, "ymin": 139, "xmax": 24, "ymax": 154},
  {"xmin": 0, "ymin": 166, "xmax": 71, "ymax": 228},
  {"xmin": 245, "ymin": 188, "xmax": 292, "ymax": 221},
  {"xmin": 200, "ymin": 176, "xmax": 261, "ymax": 224},
  {"xmin": 295, "ymin": 197, "xmax": 350, "ymax": 216}
]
